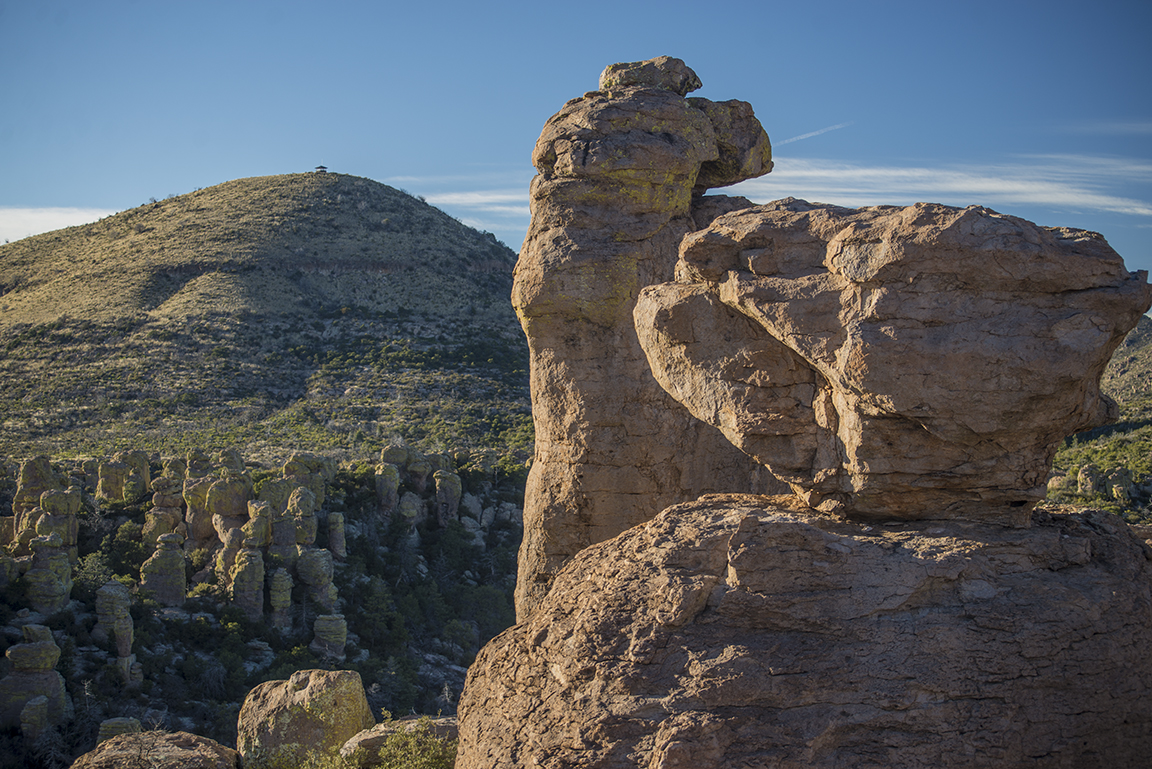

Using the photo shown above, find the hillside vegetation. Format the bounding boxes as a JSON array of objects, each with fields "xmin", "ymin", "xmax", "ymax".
[{"xmin": 0, "ymin": 173, "xmax": 529, "ymax": 463}]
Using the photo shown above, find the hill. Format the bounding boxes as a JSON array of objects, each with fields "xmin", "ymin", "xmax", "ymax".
[
  {"xmin": 0, "ymin": 173, "xmax": 529, "ymax": 462},
  {"xmin": 1050, "ymin": 314, "xmax": 1152, "ymax": 521}
]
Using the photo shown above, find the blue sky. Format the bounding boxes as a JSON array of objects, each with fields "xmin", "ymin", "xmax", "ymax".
[{"xmin": 2, "ymin": 0, "xmax": 1150, "ymax": 275}]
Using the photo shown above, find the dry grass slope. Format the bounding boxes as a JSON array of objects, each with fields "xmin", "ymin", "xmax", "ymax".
[{"xmin": 0, "ymin": 172, "xmax": 529, "ymax": 462}]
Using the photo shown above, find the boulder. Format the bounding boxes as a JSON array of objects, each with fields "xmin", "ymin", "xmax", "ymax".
[
  {"xmin": 635, "ymin": 199, "xmax": 1152, "ymax": 523},
  {"xmin": 512, "ymin": 55, "xmax": 779, "ymax": 618},
  {"xmin": 71, "ymin": 730, "xmax": 240, "ymax": 769},
  {"xmin": 93, "ymin": 579, "xmax": 133, "ymax": 657},
  {"xmin": 243, "ymin": 500, "xmax": 272, "ymax": 548},
  {"xmin": 457, "ymin": 495, "xmax": 1152, "ymax": 768},
  {"xmin": 236, "ymin": 669, "xmax": 374, "ymax": 766},
  {"xmin": 96, "ymin": 716, "xmax": 141, "ymax": 743},
  {"xmin": 309, "ymin": 614, "xmax": 347, "ymax": 661},
  {"xmin": 0, "ymin": 624, "xmax": 72, "ymax": 731},
  {"xmin": 229, "ymin": 548, "xmax": 265, "ymax": 622},
  {"xmin": 12, "ymin": 456, "xmax": 61, "ymax": 518},
  {"xmin": 341, "ymin": 716, "xmax": 459, "ymax": 763},
  {"xmin": 23, "ymin": 533, "xmax": 71, "ymax": 614},
  {"xmin": 182, "ymin": 475, "xmax": 217, "ymax": 544},
  {"xmin": 328, "ymin": 512, "xmax": 346, "ymax": 561},
  {"xmin": 139, "ymin": 533, "xmax": 186, "ymax": 607},
  {"xmin": 433, "ymin": 470, "xmax": 462, "ymax": 526},
  {"xmin": 268, "ymin": 568, "xmax": 293, "ymax": 631}
]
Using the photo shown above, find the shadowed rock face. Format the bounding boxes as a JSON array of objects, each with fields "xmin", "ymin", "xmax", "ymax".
[
  {"xmin": 458, "ymin": 496, "xmax": 1152, "ymax": 768},
  {"xmin": 636, "ymin": 199, "xmax": 1152, "ymax": 524},
  {"xmin": 513, "ymin": 56, "xmax": 777, "ymax": 619}
]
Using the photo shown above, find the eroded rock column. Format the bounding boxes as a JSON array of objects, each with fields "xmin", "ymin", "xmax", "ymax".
[{"xmin": 513, "ymin": 56, "xmax": 777, "ymax": 617}]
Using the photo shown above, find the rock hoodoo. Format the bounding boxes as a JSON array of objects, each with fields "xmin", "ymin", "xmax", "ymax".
[
  {"xmin": 636, "ymin": 199, "xmax": 1152, "ymax": 523},
  {"xmin": 457, "ymin": 56, "xmax": 1152, "ymax": 767},
  {"xmin": 513, "ymin": 54, "xmax": 779, "ymax": 618}
]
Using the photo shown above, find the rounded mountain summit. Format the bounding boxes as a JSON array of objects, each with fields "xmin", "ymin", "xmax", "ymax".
[{"xmin": 0, "ymin": 173, "xmax": 529, "ymax": 460}]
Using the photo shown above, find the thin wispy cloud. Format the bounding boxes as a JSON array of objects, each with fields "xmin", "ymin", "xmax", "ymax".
[
  {"xmin": 0, "ymin": 207, "xmax": 116, "ymax": 243},
  {"xmin": 729, "ymin": 156, "xmax": 1152, "ymax": 218},
  {"xmin": 776, "ymin": 122, "xmax": 854, "ymax": 145},
  {"xmin": 1060, "ymin": 121, "xmax": 1152, "ymax": 136}
]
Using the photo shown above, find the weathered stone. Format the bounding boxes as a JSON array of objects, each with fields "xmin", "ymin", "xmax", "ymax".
[
  {"xmin": 162, "ymin": 456, "xmax": 188, "ymax": 482},
  {"xmin": 287, "ymin": 486, "xmax": 318, "ymax": 547},
  {"xmin": 328, "ymin": 512, "xmax": 346, "ymax": 561},
  {"xmin": 433, "ymin": 470, "xmax": 462, "ymax": 527},
  {"xmin": 283, "ymin": 452, "xmax": 335, "ymax": 506},
  {"xmin": 309, "ymin": 614, "xmax": 347, "ymax": 660},
  {"xmin": 93, "ymin": 579, "xmax": 132, "ymax": 654},
  {"xmin": 142, "ymin": 508, "xmax": 184, "ymax": 547},
  {"xmin": 598, "ymin": 55, "xmax": 702, "ymax": 96},
  {"xmin": 230, "ymin": 548, "xmax": 265, "ymax": 622},
  {"xmin": 35, "ymin": 488, "xmax": 79, "ymax": 562},
  {"xmin": 397, "ymin": 492, "xmax": 425, "ymax": 526},
  {"xmin": 186, "ymin": 448, "xmax": 212, "ymax": 478},
  {"xmin": 0, "ymin": 624, "xmax": 72, "ymax": 731},
  {"xmin": 269, "ymin": 568, "xmax": 293, "ymax": 631},
  {"xmin": 296, "ymin": 548, "xmax": 337, "ymax": 612},
  {"xmin": 113, "ymin": 450, "xmax": 151, "ymax": 493},
  {"xmin": 216, "ymin": 447, "xmax": 245, "ymax": 473},
  {"xmin": 636, "ymin": 199, "xmax": 1152, "ymax": 523},
  {"xmin": 457, "ymin": 496, "xmax": 1152, "ymax": 768},
  {"xmin": 341, "ymin": 716, "xmax": 458, "ymax": 762},
  {"xmin": 139, "ymin": 533, "xmax": 186, "ymax": 607},
  {"xmin": 72, "ymin": 730, "xmax": 241, "ymax": 769},
  {"xmin": 24, "ymin": 534, "xmax": 71, "ymax": 614},
  {"xmin": 242, "ymin": 500, "xmax": 272, "ymax": 548},
  {"xmin": 513, "ymin": 56, "xmax": 778, "ymax": 617},
  {"xmin": 96, "ymin": 716, "xmax": 141, "ymax": 743},
  {"xmin": 20, "ymin": 695, "xmax": 48, "ymax": 742},
  {"xmin": 257, "ymin": 477, "xmax": 297, "ymax": 514},
  {"xmin": 96, "ymin": 461, "xmax": 129, "ymax": 503},
  {"xmin": 183, "ymin": 475, "xmax": 218, "ymax": 543},
  {"xmin": 236, "ymin": 669, "xmax": 374, "ymax": 766},
  {"xmin": 374, "ymin": 463, "xmax": 400, "ymax": 520},
  {"xmin": 407, "ymin": 458, "xmax": 433, "ymax": 494},
  {"xmin": 207, "ymin": 472, "xmax": 252, "ymax": 527},
  {"xmin": 379, "ymin": 445, "xmax": 409, "ymax": 467},
  {"xmin": 151, "ymin": 474, "xmax": 184, "ymax": 508},
  {"xmin": 13, "ymin": 456, "xmax": 61, "ymax": 518}
]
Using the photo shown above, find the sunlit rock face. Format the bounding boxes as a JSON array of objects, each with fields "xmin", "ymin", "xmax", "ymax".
[
  {"xmin": 512, "ymin": 55, "xmax": 778, "ymax": 619},
  {"xmin": 637, "ymin": 198, "xmax": 1152, "ymax": 524}
]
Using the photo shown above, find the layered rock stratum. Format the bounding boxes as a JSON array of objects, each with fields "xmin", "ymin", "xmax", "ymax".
[{"xmin": 459, "ymin": 56, "xmax": 1152, "ymax": 768}]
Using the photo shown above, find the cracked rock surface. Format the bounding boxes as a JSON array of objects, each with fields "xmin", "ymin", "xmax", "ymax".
[{"xmin": 458, "ymin": 495, "xmax": 1152, "ymax": 768}]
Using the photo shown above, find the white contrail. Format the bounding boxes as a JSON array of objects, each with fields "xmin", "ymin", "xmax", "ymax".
[{"xmin": 776, "ymin": 122, "xmax": 854, "ymax": 145}]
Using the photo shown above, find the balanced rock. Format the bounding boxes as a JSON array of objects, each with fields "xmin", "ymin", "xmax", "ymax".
[
  {"xmin": 0, "ymin": 624, "xmax": 72, "ymax": 731},
  {"xmin": 72, "ymin": 730, "xmax": 241, "ymax": 769},
  {"xmin": 635, "ymin": 199, "xmax": 1152, "ymax": 523},
  {"xmin": 283, "ymin": 451, "xmax": 336, "ymax": 506},
  {"xmin": 309, "ymin": 614, "xmax": 348, "ymax": 661},
  {"xmin": 243, "ymin": 500, "xmax": 272, "ymax": 548},
  {"xmin": 236, "ymin": 669, "xmax": 374, "ymax": 766},
  {"xmin": 139, "ymin": 533, "xmax": 186, "ymax": 607},
  {"xmin": 513, "ymin": 55, "xmax": 778, "ymax": 617},
  {"xmin": 457, "ymin": 495, "xmax": 1152, "ymax": 767}
]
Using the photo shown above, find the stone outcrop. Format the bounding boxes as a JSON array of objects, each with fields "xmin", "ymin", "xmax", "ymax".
[
  {"xmin": 328, "ymin": 511, "xmax": 346, "ymax": 561},
  {"xmin": 230, "ymin": 547, "xmax": 265, "ymax": 622},
  {"xmin": 341, "ymin": 716, "xmax": 458, "ymax": 763},
  {"xmin": 458, "ymin": 56, "xmax": 1152, "ymax": 769},
  {"xmin": 0, "ymin": 625, "xmax": 72, "ymax": 732},
  {"xmin": 269, "ymin": 568, "xmax": 294, "ymax": 631},
  {"xmin": 635, "ymin": 199, "xmax": 1152, "ymax": 523},
  {"xmin": 23, "ymin": 533, "xmax": 72, "ymax": 614},
  {"xmin": 310, "ymin": 614, "xmax": 348, "ymax": 661},
  {"xmin": 95, "ymin": 716, "xmax": 141, "ymax": 743},
  {"xmin": 296, "ymin": 548, "xmax": 338, "ymax": 613},
  {"xmin": 12, "ymin": 456, "xmax": 62, "ymax": 519},
  {"xmin": 457, "ymin": 495, "xmax": 1152, "ymax": 767},
  {"xmin": 93, "ymin": 579, "xmax": 138, "ymax": 683},
  {"xmin": 374, "ymin": 462, "xmax": 400, "ymax": 520},
  {"xmin": 71, "ymin": 730, "xmax": 241, "ymax": 769},
  {"xmin": 433, "ymin": 470, "xmax": 462, "ymax": 527},
  {"xmin": 139, "ymin": 533, "xmax": 186, "ymax": 607},
  {"xmin": 236, "ymin": 669, "xmax": 374, "ymax": 766},
  {"xmin": 512, "ymin": 55, "xmax": 779, "ymax": 618}
]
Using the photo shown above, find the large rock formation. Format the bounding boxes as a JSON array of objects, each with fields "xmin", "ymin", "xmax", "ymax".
[
  {"xmin": 636, "ymin": 199, "xmax": 1152, "ymax": 523},
  {"xmin": 513, "ymin": 55, "xmax": 779, "ymax": 618},
  {"xmin": 71, "ymin": 730, "xmax": 241, "ymax": 769},
  {"xmin": 457, "ymin": 57, "xmax": 1152, "ymax": 768},
  {"xmin": 458, "ymin": 496, "xmax": 1152, "ymax": 767},
  {"xmin": 236, "ymin": 669, "xmax": 374, "ymax": 766}
]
